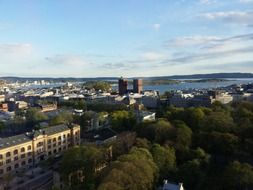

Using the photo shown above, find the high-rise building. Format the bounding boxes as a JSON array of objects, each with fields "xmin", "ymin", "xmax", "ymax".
[
  {"xmin": 118, "ymin": 77, "xmax": 128, "ymax": 95},
  {"xmin": 133, "ymin": 79, "xmax": 143, "ymax": 94}
]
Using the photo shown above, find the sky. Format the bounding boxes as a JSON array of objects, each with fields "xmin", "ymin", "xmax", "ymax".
[{"xmin": 0, "ymin": 0, "xmax": 253, "ymax": 77}]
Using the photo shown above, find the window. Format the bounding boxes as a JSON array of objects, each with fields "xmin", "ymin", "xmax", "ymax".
[
  {"xmin": 6, "ymin": 166, "xmax": 11, "ymax": 171},
  {"xmin": 13, "ymin": 149, "xmax": 18, "ymax": 155},
  {"xmin": 0, "ymin": 161, "xmax": 3, "ymax": 166},
  {"xmin": 14, "ymin": 164, "xmax": 19, "ymax": 168},
  {"xmin": 27, "ymin": 152, "xmax": 32, "ymax": 157},
  {"xmin": 6, "ymin": 159, "xmax": 11, "ymax": 164},
  {"xmin": 48, "ymin": 145, "xmax": 51, "ymax": 149},
  {"xmin": 58, "ymin": 142, "xmax": 61, "ymax": 146},
  {"xmin": 63, "ymin": 146, "xmax": 66, "ymax": 150},
  {"xmin": 58, "ymin": 136, "xmax": 61, "ymax": 140},
  {"xmin": 53, "ymin": 138, "xmax": 56, "ymax": 142},
  {"xmin": 0, "ymin": 154, "xmax": 2, "ymax": 159},
  {"xmin": 53, "ymin": 149, "xmax": 57, "ymax": 153},
  {"xmin": 37, "ymin": 142, "xmax": 43, "ymax": 147},
  {"xmin": 0, "ymin": 169, "xmax": 3, "ymax": 174},
  {"xmin": 48, "ymin": 151, "xmax": 52, "ymax": 156},
  {"xmin": 6, "ymin": 152, "xmax": 11, "ymax": 157},
  {"xmin": 21, "ymin": 147, "xmax": 25, "ymax": 152},
  {"xmin": 28, "ymin": 159, "xmax": 32, "ymax": 163},
  {"xmin": 59, "ymin": 148, "xmax": 62, "ymax": 152},
  {"xmin": 21, "ymin": 154, "xmax": 25, "ymax": 159},
  {"xmin": 48, "ymin": 139, "xmax": 52, "ymax": 144},
  {"xmin": 63, "ymin": 134, "xmax": 66, "ymax": 139},
  {"xmin": 14, "ymin": 156, "xmax": 18, "ymax": 161},
  {"xmin": 27, "ymin": 145, "xmax": 32, "ymax": 150},
  {"xmin": 21, "ymin": 161, "xmax": 26, "ymax": 166},
  {"xmin": 67, "ymin": 133, "xmax": 70, "ymax": 138}
]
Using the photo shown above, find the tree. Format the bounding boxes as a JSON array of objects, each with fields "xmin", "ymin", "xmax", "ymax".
[
  {"xmin": 174, "ymin": 121, "xmax": 192, "ymax": 149},
  {"xmin": 177, "ymin": 159, "xmax": 205, "ymax": 190},
  {"xmin": 60, "ymin": 145, "xmax": 107, "ymax": 189},
  {"xmin": 201, "ymin": 112, "xmax": 235, "ymax": 133},
  {"xmin": 98, "ymin": 147, "xmax": 158, "ymax": 190},
  {"xmin": 197, "ymin": 131, "xmax": 239, "ymax": 156},
  {"xmin": 223, "ymin": 161, "xmax": 253, "ymax": 189},
  {"xmin": 151, "ymin": 144, "xmax": 176, "ymax": 180},
  {"xmin": 85, "ymin": 81, "xmax": 111, "ymax": 91},
  {"xmin": 110, "ymin": 111, "xmax": 136, "ymax": 132},
  {"xmin": 49, "ymin": 111, "xmax": 73, "ymax": 126},
  {"xmin": 184, "ymin": 107, "xmax": 205, "ymax": 131},
  {"xmin": 25, "ymin": 108, "xmax": 48, "ymax": 126}
]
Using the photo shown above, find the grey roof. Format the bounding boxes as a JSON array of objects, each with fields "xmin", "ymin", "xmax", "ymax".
[
  {"xmin": 0, "ymin": 134, "xmax": 31, "ymax": 150},
  {"xmin": 0, "ymin": 124, "xmax": 76, "ymax": 150},
  {"xmin": 42, "ymin": 124, "xmax": 70, "ymax": 136}
]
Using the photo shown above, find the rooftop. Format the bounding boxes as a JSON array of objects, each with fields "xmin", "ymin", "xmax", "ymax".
[{"xmin": 0, "ymin": 124, "xmax": 77, "ymax": 150}]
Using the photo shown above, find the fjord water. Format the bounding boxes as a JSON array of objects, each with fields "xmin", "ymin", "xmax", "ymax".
[{"xmin": 142, "ymin": 78, "xmax": 253, "ymax": 94}]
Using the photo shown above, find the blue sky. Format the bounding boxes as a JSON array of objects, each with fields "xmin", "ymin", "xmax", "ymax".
[{"xmin": 0, "ymin": 0, "xmax": 253, "ymax": 77}]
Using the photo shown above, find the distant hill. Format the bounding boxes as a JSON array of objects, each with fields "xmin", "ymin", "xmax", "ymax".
[
  {"xmin": 0, "ymin": 73, "xmax": 252, "ymax": 82},
  {"xmin": 163, "ymin": 73, "xmax": 253, "ymax": 80}
]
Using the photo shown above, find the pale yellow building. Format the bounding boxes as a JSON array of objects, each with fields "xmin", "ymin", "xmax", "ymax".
[{"xmin": 0, "ymin": 124, "xmax": 80, "ymax": 178}]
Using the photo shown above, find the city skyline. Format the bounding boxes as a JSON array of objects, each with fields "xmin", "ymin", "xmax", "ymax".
[{"xmin": 0, "ymin": 0, "xmax": 253, "ymax": 77}]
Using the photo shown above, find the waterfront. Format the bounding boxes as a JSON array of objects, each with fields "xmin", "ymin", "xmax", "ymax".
[{"xmin": 115, "ymin": 78, "xmax": 253, "ymax": 94}]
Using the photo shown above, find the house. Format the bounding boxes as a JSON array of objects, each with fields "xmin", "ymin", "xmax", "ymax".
[{"xmin": 163, "ymin": 180, "xmax": 185, "ymax": 190}]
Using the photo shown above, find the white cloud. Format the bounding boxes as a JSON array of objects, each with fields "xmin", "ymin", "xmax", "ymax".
[
  {"xmin": 240, "ymin": 0, "xmax": 253, "ymax": 3},
  {"xmin": 141, "ymin": 52, "xmax": 166, "ymax": 61},
  {"xmin": 202, "ymin": 11, "xmax": 253, "ymax": 25},
  {"xmin": 167, "ymin": 36, "xmax": 221, "ymax": 47},
  {"xmin": 152, "ymin": 23, "xmax": 161, "ymax": 30},
  {"xmin": 0, "ymin": 43, "xmax": 33, "ymax": 55},
  {"xmin": 45, "ymin": 54, "xmax": 89, "ymax": 67},
  {"xmin": 199, "ymin": 0, "xmax": 216, "ymax": 4}
]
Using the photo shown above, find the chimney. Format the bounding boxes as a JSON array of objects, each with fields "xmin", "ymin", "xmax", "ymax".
[{"xmin": 179, "ymin": 183, "xmax": 184, "ymax": 190}]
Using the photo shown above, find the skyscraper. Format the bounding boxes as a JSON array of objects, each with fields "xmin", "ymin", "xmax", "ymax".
[
  {"xmin": 133, "ymin": 79, "xmax": 143, "ymax": 94},
  {"xmin": 118, "ymin": 77, "xmax": 128, "ymax": 95}
]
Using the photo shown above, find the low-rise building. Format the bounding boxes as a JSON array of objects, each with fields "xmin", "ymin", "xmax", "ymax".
[{"xmin": 0, "ymin": 124, "xmax": 80, "ymax": 178}]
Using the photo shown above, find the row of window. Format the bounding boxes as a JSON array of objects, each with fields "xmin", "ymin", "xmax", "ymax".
[
  {"xmin": 48, "ymin": 146, "xmax": 67, "ymax": 156},
  {"xmin": 0, "ymin": 159, "xmax": 32, "ymax": 174},
  {"xmin": 47, "ymin": 134, "xmax": 71, "ymax": 144},
  {"xmin": 47, "ymin": 141, "xmax": 70, "ymax": 149},
  {"xmin": 0, "ymin": 146, "xmax": 32, "ymax": 159},
  {"xmin": 0, "ymin": 132, "xmax": 79, "ymax": 159},
  {"xmin": 0, "ymin": 152, "xmax": 33, "ymax": 166}
]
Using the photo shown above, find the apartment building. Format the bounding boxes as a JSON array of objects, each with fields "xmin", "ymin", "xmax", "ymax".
[{"xmin": 0, "ymin": 124, "xmax": 80, "ymax": 178}]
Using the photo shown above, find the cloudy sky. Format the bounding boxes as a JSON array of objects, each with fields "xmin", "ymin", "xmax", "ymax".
[{"xmin": 0, "ymin": 0, "xmax": 253, "ymax": 77}]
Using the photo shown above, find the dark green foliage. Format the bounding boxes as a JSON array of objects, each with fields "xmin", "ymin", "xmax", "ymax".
[
  {"xmin": 49, "ymin": 111, "xmax": 73, "ymax": 126},
  {"xmin": 85, "ymin": 81, "xmax": 111, "ymax": 91},
  {"xmin": 223, "ymin": 161, "xmax": 253, "ymax": 189},
  {"xmin": 25, "ymin": 108, "xmax": 48, "ymax": 126},
  {"xmin": 98, "ymin": 147, "xmax": 158, "ymax": 190},
  {"xmin": 59, "ymin": 145, "xmax": 109, "ymax": 189},
  {"xmin": 59, "ymin": 100, "xmax": 86, "ymax": 110},
  {"xmin": 110, "ymin": 111, "xmax": 136, "ymax": 132},
  {"xmin": 87, "ymin": 102, "xmax": 128, "ymax": 112}
]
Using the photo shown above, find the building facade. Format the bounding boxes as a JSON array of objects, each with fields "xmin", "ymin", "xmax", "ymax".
[
  {"xmin": 0, "ymin": 124, "xmax": 80, "ymax": 178},
  {"xmin": 118, "ymin": 77, "xmax": 128, "ymax": 95},
  {"xmin": 133, "ymin": 79, "xmax": 143, "ymax": 94}
]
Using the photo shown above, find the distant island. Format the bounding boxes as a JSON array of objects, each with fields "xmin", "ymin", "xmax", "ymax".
[{"xmin": 184, "ymin": 78, "xmax": 230, "ymax": 83}]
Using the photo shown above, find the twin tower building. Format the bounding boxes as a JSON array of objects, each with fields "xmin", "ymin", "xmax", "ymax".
[{"xmin": 118, "ymin": 77, "xmax": 143, "ymax": 95}]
